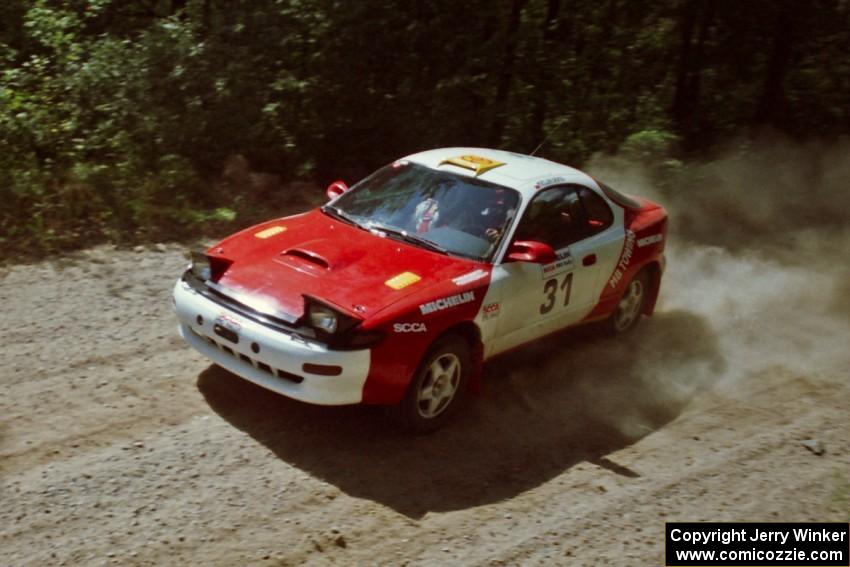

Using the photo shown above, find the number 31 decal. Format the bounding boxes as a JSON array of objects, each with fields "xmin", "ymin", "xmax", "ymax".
[{"xmin": 539, "ymin": 272, "xmax": 573, "ymax": 315}]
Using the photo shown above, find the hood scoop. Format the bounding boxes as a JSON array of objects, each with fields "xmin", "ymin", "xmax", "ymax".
[{"xmin": 276, "ymin": 248, "xmax": 330, "ymax": 276}]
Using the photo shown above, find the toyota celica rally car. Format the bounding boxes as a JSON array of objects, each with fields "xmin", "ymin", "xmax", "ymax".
[{"xmin": 173, "ymin": 148, "xmax": 667, "ymax": 432}]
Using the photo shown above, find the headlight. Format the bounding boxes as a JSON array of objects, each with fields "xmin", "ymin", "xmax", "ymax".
[
  {"xmin": 186, "ymin": 251, "xmax": 232, "ymax": 282},
  {"xmin": 303, "ymin": 296, "xmax": 382, "ymax": 348},
  {"xmin": 308, "ymin": 303, "xmax": 338, "ymax": 334},
  {"xmin": 189, "ymin": 251, "xmax": 212, "ymax": 281}
]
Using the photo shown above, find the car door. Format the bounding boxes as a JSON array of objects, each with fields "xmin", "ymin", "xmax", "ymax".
[{"xmin": 485, "ymin": 184, "xmax": 623, "ymax": 356}]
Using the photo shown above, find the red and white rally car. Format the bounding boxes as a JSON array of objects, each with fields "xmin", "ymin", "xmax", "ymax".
[{"xmin": 174, "ymin": 148, "xmax": 667, "ymax": 431}]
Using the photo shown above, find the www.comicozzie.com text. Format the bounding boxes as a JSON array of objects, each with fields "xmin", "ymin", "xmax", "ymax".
[{"xmin": 670, "ymin": 526, "xmax": 848, "ymax": 546}]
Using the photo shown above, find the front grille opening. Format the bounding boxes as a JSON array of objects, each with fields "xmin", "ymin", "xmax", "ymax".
[
  {"xmin": 200, "ymin": 332, "xmax": 306, "ymax": 385},
  {"xmin": 276, "ymin": 369, "xmax": 304, "ymax": 384},
  {"xmin": 190, "ymin": 327, "xmax": 216, "ymax": 346}
]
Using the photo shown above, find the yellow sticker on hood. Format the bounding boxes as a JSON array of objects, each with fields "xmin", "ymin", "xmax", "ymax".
[
  {"xmin": 385, "ymin": 272, "xmax": 421, "ymax": 290},
  {"xmin": 255, "ymin": 225, "xmax": 286, "ymax": 239}
]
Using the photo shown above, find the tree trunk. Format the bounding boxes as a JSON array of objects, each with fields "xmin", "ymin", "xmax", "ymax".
[
  {"xmin": 488, "ymin": 0, "xmax": 527, "ymax": 147},
  {"xmin": 754, "ymin": 2, "xmax": 795, "ymax": 126},
  {"xmin": 671, "ymin": 0, "xmax": 699, "ymax": 128},
  {"xmin": 529, "ymin": 0, "xmax": 562, "ymax": 153},
  {"xmin": 672, "ymin": 0, "xmax": 714, "ymax": 147},
  {"xmin": 201, "ymin": 0, "xmax": 213, "ymax": 33}
]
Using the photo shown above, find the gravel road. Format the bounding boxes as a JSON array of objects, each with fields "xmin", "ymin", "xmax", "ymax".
[{"xmin": 1, "ymin": 222, "xmax": 848, "ymax": 566}]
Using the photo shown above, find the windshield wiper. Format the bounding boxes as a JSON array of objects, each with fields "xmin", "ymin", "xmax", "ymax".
[
  {"xmin": 365, "ymin": 222, "xmax": 449, "ymax": 255},
  {"xmin": 321, "ymin": 205, "xmax": 361, "ymax": 228}
]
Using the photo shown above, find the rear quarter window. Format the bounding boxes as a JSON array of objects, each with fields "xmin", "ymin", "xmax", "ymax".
[
  {"xmin": 596, "ymin": 180, "xmax": 642, "ymax": 209},
  {"xmin": 578, "ymin": 187, "xmax": 613, "ymax": 234}
]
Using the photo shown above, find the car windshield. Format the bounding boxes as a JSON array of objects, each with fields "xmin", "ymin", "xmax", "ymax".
[{"xmin": 327, "ymin": 161, "xmax": 520, "ymax": 261}]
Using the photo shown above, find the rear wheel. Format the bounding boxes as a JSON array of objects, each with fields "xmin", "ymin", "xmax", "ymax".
[
  {"xmin": 392, "ymin": 335, "xmax": 471, "ymax": 434},
  {"xmin": 607, "ymin": 269, "xmax": 649, "ymax": 334}
]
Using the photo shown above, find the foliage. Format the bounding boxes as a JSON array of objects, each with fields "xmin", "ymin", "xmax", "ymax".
[{"xmin": 1, "ymin": 0, "xmax": 848, "ymax": 259}]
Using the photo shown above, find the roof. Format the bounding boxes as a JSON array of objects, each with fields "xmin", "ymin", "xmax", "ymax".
[{"xmin": 404, "ymin": 147, "xmax": 598, "ymax": 200}]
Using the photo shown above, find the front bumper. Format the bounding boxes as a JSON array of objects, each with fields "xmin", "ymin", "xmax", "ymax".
[{"xmin": 173, "ymin": 280, "xmax": 370, "ymax": 405}]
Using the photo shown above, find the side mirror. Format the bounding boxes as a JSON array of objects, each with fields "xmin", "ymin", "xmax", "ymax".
[
  {"xmin": 326, "ymin": 180, "xmax": 348, "ymax": 200},
  {"xmin": 505, "ymin": 240, "xmax": 557, "ymax": 264}
]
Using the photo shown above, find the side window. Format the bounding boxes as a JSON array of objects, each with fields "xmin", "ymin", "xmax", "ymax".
[
  {"xmin": 578, "ymin": 187, "xmax": 613, "ymax": 235},
  {"xmin": 513, "ymin": 186, "xmax": 588, "ymax": 250}
]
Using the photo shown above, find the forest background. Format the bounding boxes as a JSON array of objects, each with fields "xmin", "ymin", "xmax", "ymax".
[{"xmin": 1, "ymin": 0, "xmax": 847, "ymax": 258}]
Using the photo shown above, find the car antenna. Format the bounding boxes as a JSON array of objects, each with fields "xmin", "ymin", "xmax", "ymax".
[{"xmin": 529, "ymin": 119, "xmax": 567, "ymax": 157}]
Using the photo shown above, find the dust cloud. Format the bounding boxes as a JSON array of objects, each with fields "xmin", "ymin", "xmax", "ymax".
[
  {"xmin": 590, "ymin": 138, "xmax": 850, "ymax": 250},
  {"xmin": 487, "ymin": 139, "xmax": 850, "ymax": 442}
]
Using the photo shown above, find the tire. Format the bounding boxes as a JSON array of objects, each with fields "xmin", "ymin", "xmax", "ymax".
[
  {"xmin": 392, "ymin": 334, "xmax": 471, "ymax": 434},
  {"xmin": 606, "ymin": 269, "xmax": 650, "ymax": 334}
]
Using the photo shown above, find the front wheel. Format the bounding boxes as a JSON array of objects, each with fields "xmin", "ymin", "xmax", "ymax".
[
  {"xmin": 392, "ymin": 335, "xmax": 471, "ymax": 434},
  {"xmin": 606, "ymin": 270, "xmax": 649, "ymax": 334}
]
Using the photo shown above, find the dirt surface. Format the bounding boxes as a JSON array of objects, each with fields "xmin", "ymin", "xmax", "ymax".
[
  {"xmin": 1, "ymin": 236, "xmax": 847, "ymax": 567},
  {"xmin": 2, "ymin": 146, "xmax": 850, "ymax": 566}
]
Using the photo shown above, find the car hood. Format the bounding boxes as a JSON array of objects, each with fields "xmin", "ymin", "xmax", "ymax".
[{"xmin": 208, "ymin": 209, "xmax": 486, "ymax": 321}]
